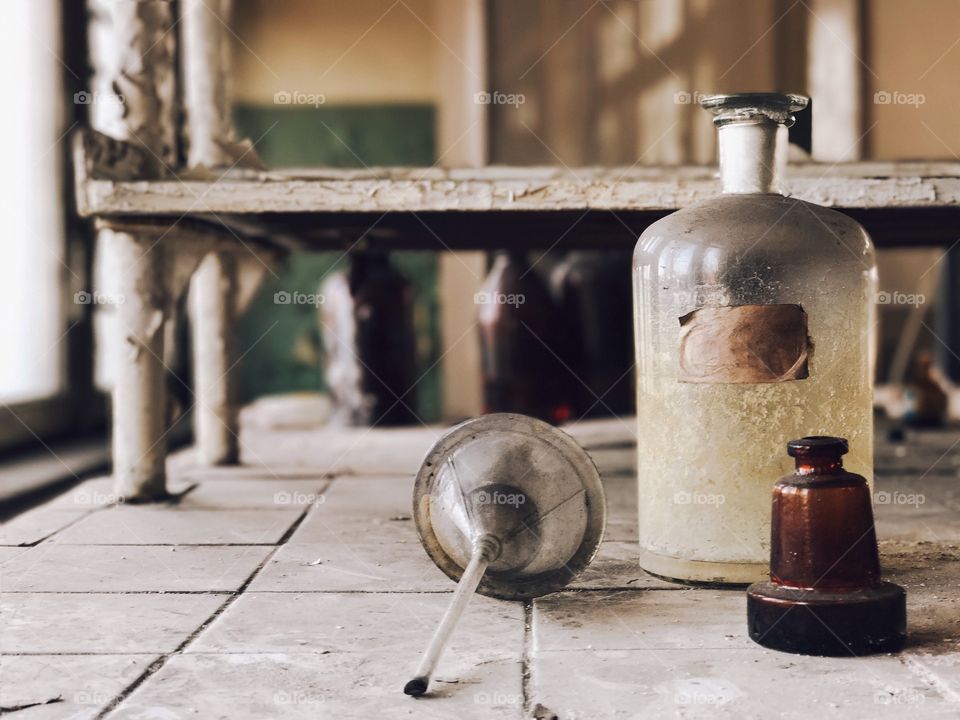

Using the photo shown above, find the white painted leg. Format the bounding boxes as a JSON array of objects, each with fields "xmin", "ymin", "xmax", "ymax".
[
  {"xmin": 190, "ymin": 252, "xmax": 239, "ymax": 465},
  {"xmin": 103, "ymin": 228, "xmax": 169, "ymax": 500}
]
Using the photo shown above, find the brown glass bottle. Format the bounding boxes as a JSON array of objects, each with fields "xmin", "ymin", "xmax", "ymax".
[
  {"xmin": 321, "ymin": 250, "xmax": 418, "ymax": 426},
  {"xmin": 747, "ymin": 437, "xmax": 906, "ymax": 655},
  {"xmin": 551, "ymin": 251, "xmax": 634, "ymax": 418},
  {"xmin": 477, "ymin": 251, "xmax": 571, "ymax": 424}
]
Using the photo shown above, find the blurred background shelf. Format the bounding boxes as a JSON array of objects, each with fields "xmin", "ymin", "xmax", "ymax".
[{"xmin": 75, "ymin": 147, "xmax": 960, "ymax": 249}]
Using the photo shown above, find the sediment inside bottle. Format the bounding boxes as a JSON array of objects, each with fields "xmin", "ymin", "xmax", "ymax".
[{"xmin": 636, "ymin": 287, "xmax": 874, "ymax": 584}]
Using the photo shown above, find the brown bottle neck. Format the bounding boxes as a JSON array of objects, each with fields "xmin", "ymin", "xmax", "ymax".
[{"xmin": 794, "ymin": 455, "xmax": 844, "ymax": 476}]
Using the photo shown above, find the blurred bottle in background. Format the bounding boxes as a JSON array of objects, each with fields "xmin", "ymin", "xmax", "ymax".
[
  {"xmin": 552, "ymin": 251, "xmax": 634, "ymax": 419},
  {"xmin": 477, "ymin": 250, "xmax": 571, "ymax": 424},
  {"xmin": 320, "ymin": 250, "xmax": 418, "ymax": 426}
]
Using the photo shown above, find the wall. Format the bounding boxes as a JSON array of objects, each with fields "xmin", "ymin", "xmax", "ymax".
[
  {"xmin": 488, "ymin": 0, "xmax": 806, "ymax": 166},
  {"xmin": 866, "ymin": 0, "xmax": 960, "ymax": 159},
  {"xmin": 232, "ymin": 0, "xmax": 439, "ymax": 105}
]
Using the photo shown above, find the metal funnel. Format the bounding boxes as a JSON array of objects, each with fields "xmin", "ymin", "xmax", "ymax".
[{"xmin": 404, "ymin": 413, "xmax": 606, "ymax": 697}]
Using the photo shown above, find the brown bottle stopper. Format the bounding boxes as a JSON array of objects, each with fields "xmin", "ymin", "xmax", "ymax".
[{"xmin": 747, "ymin": 436, "xmax": 906, "ymax": 655}]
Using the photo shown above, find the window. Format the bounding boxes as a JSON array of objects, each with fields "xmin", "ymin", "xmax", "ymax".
[{"xmin": 0, "ymin": 0, "xmax": 95, "ymax": 451}]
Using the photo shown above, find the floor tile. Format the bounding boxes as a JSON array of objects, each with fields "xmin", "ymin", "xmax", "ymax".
[
  {"xmin": 166, "ymin": 478, "xmax": 329, "ymax": 510},
  {"xmin": 52, "ymin": 507, "xmax": 302, "ymax": 545},
  {"xmin": 0, "ymin": 654, "xmax": 157, "ymax": 720},
  {"xmin": 602, "ymin": 518, "xmax": 638, "ymax": 543},
  {"xmin": 568, "ymin": 542, "xmax": 678, "ymax": 591},
  {"xmin": 288, "ymin": 479, "xmax": 418, "ymax": 544},
  {"xmin": 0, "ymin": 544, "xmax": 272, "ymax": 592},
  {"xmin": 45, "ymin": 477, "xmax": 125, "ymax": 510},
  {"xmin": 110, "ymin": 652, "xmax": 523, "ymax": 719},
  {"xmin": 534, "ymin": 589, "xmax": 752, "ymax": 652},
  {"xmin": 529, "ymin": 649, "xmax": 956, "ymax": 720},
  {"xmin": 875, "ymin": 506, "xmax": 960, "ymax": 544},
  {"xmin": 188, "ymin": 591, "xmax": 524, "ymax": 657},
  {"xmin": 288, "ymin": 514, "xmax": 418, "ymax": 545},
  {"xmin": 0, "ymin": 508, "xmax": 91, "ymax": 546},
  {"xmin": 0, "ymin": 593, "xmax": 224, "ymax": 653},
  {"xmin": 247, "ymin": 541, "xmax": 451, "ymax": 592},
  {"xmin": 312, "ymin": 476, "xmax": 415, "ymax": 517},
  {"xmin": 239, "ymin": 426, "xmax": 443, "ymax": 475},
  {"xmin": 882, "ymin": 541, "xmax": 960, "ymax": 653}
]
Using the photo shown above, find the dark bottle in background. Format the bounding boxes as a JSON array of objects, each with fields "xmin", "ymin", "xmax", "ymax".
[
  {"xmin": 320, "ymin": 250, "xmax": 418, "ymax": 426},
  {"xmin": 477, "ymin": 250, "xmax": 571, "ymax": 423},
  {"xmin": 551, "ymin": 250, "xmax": 634, "ymax": 418}
]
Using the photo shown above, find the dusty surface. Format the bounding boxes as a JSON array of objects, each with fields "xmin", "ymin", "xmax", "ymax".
[
  {"xmin": 73, "ymin": 148, "xmax": 960, "ymax": 217},
  {"xmin": 1, "ymin": 421, "xmax": 958, "ymax": 718}
]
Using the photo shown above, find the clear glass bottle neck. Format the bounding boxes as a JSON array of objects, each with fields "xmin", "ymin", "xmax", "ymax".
[{"xmin": 717, "ymin": 120, "xmax": 788, "ymax": 194}]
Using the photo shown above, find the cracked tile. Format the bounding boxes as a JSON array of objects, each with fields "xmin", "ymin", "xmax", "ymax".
[{"xmin": 0, "ymin": 654, "xmax": 157, "ymax": 720}]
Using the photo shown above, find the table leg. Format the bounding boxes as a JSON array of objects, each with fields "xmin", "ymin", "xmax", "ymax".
[
  {"xmin": 190, "ymin": 252, "xmax": 239, "ymax": 465},
  {"xmin": 104, "ymin": 228, "xmax": 169, "ymax": 500}
]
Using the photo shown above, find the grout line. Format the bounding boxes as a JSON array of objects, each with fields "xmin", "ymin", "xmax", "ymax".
[
  {"xmin": 521, "ymin": 599, "xmax": 533, "ymax": 716},
  {"xmin": 93, "ymin": 504, "xmax": 314, "ymax": 719},
  {"xmin": 12, "ymin": 506, "xmax": 105, "ymax": 548}
]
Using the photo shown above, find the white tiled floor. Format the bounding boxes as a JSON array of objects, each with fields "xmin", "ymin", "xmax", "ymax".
[{"xmin": 1, "ymin": 425, "xmax": 958, "ymax": 718}]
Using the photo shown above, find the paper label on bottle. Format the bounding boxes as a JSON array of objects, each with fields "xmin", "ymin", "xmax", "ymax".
[{"xmin": 677, "ymin": 304, "xmax": 811, "ymax": 383}]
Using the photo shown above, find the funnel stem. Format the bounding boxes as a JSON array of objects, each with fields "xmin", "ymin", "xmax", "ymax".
[{"xmin": 404, "ymin": 534, "xmax": 499, "ymax": 696}]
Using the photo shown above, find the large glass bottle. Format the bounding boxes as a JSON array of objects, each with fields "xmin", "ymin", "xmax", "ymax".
[{"xmin": 632, "ymin": 94, "xmax": 877, "ymax": 584}]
